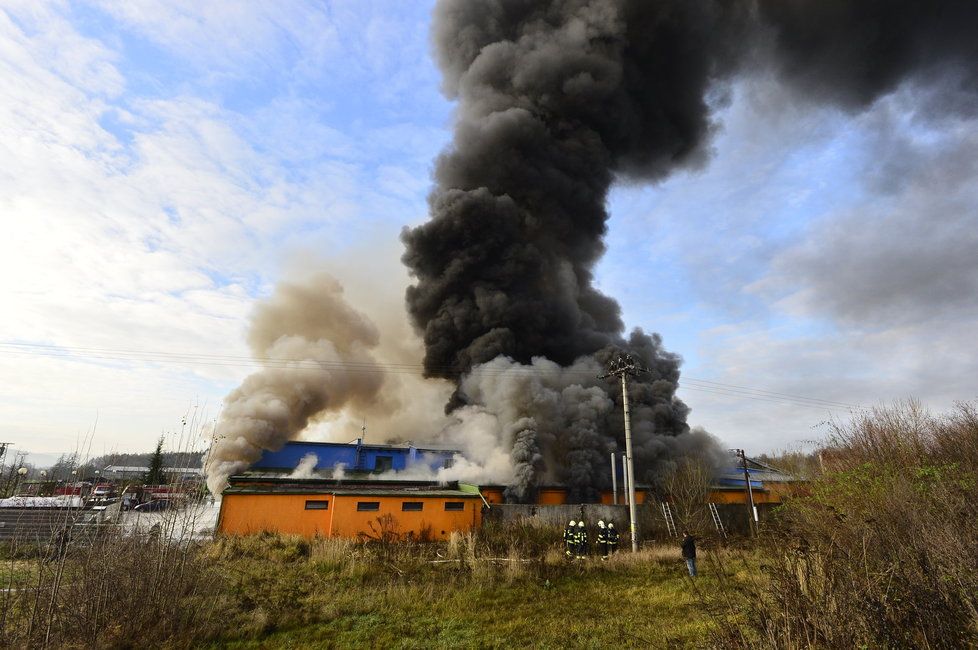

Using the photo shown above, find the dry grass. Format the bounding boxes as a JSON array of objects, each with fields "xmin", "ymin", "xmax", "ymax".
[
  {"xmin": 0, "ymin": 516, "xmax": 749, "ymax": 648},
  {"xmin": 202, "ymin": 535, "xmax": 748, "ymax": 649},
  {"xmin": 714, "ymin": 400, "xmax": 978, "ymax": 649},
  {"xmin": 0, "ymin": 515, "xmax": 225, "ymax": 648}
]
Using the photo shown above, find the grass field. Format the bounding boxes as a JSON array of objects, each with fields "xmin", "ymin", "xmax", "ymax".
[
  {"xmin": 1, "ymin": 524, "xmax": 754, "ymax": 649},
  {"xmin": 200, "ymin": 537, "xmax": 751, "ymax": 649}
]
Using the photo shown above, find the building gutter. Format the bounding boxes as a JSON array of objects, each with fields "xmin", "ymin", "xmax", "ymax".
[{"xmin": 458, "ymin": 482, "xmax": 491, "ymax": 509}]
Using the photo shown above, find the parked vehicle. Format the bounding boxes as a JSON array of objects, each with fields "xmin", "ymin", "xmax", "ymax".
[
  {"xmin": 92, "ymin": 483, "xmax": 117, "ymax": 498},
  {"xmin": 133, "ymin": 499, "xmax": 169, "ymax": 512}
]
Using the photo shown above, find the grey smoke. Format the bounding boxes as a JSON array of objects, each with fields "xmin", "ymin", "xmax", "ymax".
[
  {"xmin": 204, "ymin": 273, "xmax": 385, "ymax": 494},
  {"xmin": 401, "ymin": 0, "xmax": 978, "ymax": 499}
]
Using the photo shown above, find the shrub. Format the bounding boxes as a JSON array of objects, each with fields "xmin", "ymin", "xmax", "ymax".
[{"xmin": 724, "ymin": 401, "xmax": 978, "ymax": 649}]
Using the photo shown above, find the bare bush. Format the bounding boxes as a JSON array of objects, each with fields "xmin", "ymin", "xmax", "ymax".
[
  {"xmin": 721, "ymin": 401, "xmax": 978, "ymax": 649},
  {"xmin": 0, "ymin": 521, "xmax": 224, "ymax": 649},
  {"xmin": 664, "ymin": 456, "xmax": 714, "ymax": 535}
]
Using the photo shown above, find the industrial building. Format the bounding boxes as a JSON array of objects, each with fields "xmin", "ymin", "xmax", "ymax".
[
  {"xmin": 216, "ymin": 441, "xmax": 799, "ymax": 540},
  {"xmin": 709, "ymin": 456, "xmax": 799, "ymax": 507},
  {"xmin": 218, "ymin": 476, "xmax": 482, "ymax": 540}
]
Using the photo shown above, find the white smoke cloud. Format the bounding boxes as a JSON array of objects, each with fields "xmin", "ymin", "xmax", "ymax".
[
  {"xmin": 204, "ymin": 272, "xmax": 386, "ymax": 494},
  {"xmin": 331, "ymin": 462, "xmax": 347, "ymax": 480},
  {"xmin": 289, "ymin": 452, "xmax": 319, "ymax": 479}
]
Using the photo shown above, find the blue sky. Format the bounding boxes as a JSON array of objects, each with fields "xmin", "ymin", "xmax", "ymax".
[{"xmin": 1, "ymin": 1, "xmax": 976, "ymax": 464}]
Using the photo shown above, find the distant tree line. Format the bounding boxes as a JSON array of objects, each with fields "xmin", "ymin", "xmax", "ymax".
[{"xmin": 5, "ymin": 448, "xmax": 205, "ymax": 482}]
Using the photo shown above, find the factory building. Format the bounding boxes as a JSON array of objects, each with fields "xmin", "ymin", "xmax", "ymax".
[
  {"xmin": 709, "ymin": 456, "xmax": 800, "ymax": 506},
  {"xmin": 217, "ymin": 476, "xmax": 483, "ymax": 540},
  {"xmin": 217, "ymin": 441, "xmax": 478, "ymax": 540},
  {"xmin": 216, "ymin": 441, "xmax": 799, "ymax": 540}
]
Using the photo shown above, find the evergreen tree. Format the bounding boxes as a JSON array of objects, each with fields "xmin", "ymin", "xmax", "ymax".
[
  {"xmin": 145, "ymin": 436, "xmax": 166, "ymax": 485},
  {"xmin": 49, "ymin": 453, "xmax": 79, "ymax": 481}
]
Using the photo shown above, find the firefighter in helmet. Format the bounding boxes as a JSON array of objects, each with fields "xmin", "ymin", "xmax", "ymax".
[
  {"xmin": 597, "ymin": 520, "xmax": 609, "ymax": 559},
  {"xmin": 564, "ymin": 520, "xmax": 576, "ymax": 558},
  {"xmin": 606, "ymin": 521, "xmax": 620, "ymax": 555},
  {"xmin": 576, "ymin": 520, "xmax": 588, "ymax": 559}
]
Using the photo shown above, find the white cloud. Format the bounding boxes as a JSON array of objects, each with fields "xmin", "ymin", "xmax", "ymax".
[
  {"xmin": 682, "ymin": 315, "xmax": 978, "ymax": 452},
  {"xmin": 0, "ymin": 2, "xmax": 446, "ymax": 457}
]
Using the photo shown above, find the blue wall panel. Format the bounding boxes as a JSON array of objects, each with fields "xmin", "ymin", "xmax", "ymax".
[{"xmin": 251, "ymin": 441, "xmax": 456, "ymax": 473}]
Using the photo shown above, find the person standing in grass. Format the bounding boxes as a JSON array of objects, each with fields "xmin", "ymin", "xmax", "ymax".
[
  {"xmin": 681, "ymin": 531, "xmax": 697, "ymax": 577},
  {"xmin": 606, "ymin": 522, "xmax": 619, "ymax": 555},
  {"xmin": 564, "ymin": 520, "xmax": 576, "ymax": 558},
  {"xmin": 576, "ymin": 520, "xmax": 588, "ymax": 559},
  {"xmin": 596, "ymin": 520, "xmax": 608, "ymax": 559}
]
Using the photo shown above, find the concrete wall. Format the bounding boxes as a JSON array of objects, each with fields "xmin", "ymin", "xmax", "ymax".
[
  {"xmin": 484, "ymin": 503, "xmax": 624, "ymax": 527},
  {"xmin": 483, "ymin": 501, "xmax": 707, "ymax": 544}
]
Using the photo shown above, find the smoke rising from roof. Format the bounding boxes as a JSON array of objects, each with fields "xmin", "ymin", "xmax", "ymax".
[
  {"xmin": 204, "ymin": 273, "xmax": 386, "ymax": 494},
  {"xmin": 399, "ymin": 0, "xmax": 978, "ymax": 498},
  {"xmin": 205, "ymin": 1, "xmax": 978, "ymax": 497}
]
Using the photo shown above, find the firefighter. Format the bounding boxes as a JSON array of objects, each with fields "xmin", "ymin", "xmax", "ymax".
[
  {"xmin": 576, "ymin": 520, "xmax": 588, "ymax": 559},
  {"xmin": 597, "ymin": 520, "xmax": 609, "ymax": 559},
  {"xmin": 564, "ymin": 520, "xmax": 576, "ymax": 558},
  {"xmin": 606, "ymin": 522, "xmax": 620, "ymax": 555}
]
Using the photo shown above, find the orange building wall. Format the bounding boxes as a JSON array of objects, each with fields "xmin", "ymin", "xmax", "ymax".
[
  {"xmin": 219, "ymin": 493, "xmax": 333, "ymax": 536},
  {"xmin": 537, "ymin": 488, "xmax": 568, "ymax": 505},
  {"xmin": 709, "ymin": 487, "xmax": 785, "ymax": 505},
  {"xmin": 598, "ymin": 490, "xmax": 647, "ymax": 505},
  {"xmin": 218, "ymin": 493, "xmax": 481, "ymax": 540},
  {"xmin": 480, "ymin": 487, "xmax": 506, "ymax": 504},
  {"xmin": 329, "ymin": 495, "xmax": 480, "ymax": 541}
]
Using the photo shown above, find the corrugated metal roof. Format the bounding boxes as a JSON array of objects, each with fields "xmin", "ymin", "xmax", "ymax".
[
  {"xmin": 230, "ymin": 474, "xmax": 456, "ymax": 488},
  {"xmin": 103, "ymin": 466, "xmax": 201, "ymax": 474},
  {"xmin": 223, "ymin": 485, "xmax": 478, "ymax": 498}
]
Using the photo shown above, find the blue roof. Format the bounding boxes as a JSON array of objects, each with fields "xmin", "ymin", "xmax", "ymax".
[{"xmin": 251, "ymin": 440, "xmax": 459, "ymax": 473}]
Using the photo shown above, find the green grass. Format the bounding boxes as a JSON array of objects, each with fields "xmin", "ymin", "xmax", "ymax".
[
  {"xmin": 202, "ymin": 549, "xmax": 742, "ymax": 649},
  {"xmin": 1, "ymin": 532, "xmax": 755, "ymax": 648}
]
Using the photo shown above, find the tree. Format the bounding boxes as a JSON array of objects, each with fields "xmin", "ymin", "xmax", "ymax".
[
  {"xmin": 49, "ymin": 453, "xmax": 79, "ymax": 481},
  {"xmin": 664, "ymin": 456, "xmax": 714, "ymax": 534},
  {"xmin": 144, "ymin": 436, "xmax": 166, "ymax": 486}
]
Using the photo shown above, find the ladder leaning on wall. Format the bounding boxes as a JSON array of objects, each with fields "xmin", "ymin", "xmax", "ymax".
[
  {"xmin": 661, "ymin": 502, "xmax": 677, "ymax": 537},
  {"xmin": 708, "ymin": 502, "xmax": 727, "ymax": 539}
]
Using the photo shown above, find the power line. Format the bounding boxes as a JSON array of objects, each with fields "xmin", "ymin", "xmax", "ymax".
[
  {"xmin": 0, "ymin": 341, "xmax": 868, "ymax": 412},
  {"xmin": 680, "ymin": 378, "xmax": 864, "ymax": 410}
]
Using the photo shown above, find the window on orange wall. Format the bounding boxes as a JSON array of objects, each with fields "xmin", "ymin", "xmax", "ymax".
[
  {"xmin": 356, "ymin": 501, "xmax": 380, "ymax": 511},
  {"xmin": 444, "ymin": 501, "xmax": 465, "ymax": 511},
  {"xmin": 304, "ymin": 500, "xmax": 329, "ymax": 510},
  {"xmin": 402, "ymin": 502, "xmax": 423, "ymax": 511}
]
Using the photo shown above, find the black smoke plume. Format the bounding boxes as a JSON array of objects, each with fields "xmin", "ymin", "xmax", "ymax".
[{"xmin": 402, "ymin": 0, "xmax": 978, "ymax": 501}]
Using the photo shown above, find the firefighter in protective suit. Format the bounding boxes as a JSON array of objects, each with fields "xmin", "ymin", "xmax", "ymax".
[
  {"xmin": 575, "ymin": 520, "xmax": 588, "ymax": 559},
  {"xmin": 564, "ymin": 520, "xmax": 576, "ymax": 558},
  {"xmin": 606, "ymin": 522, "xmax": 620, "ymax": 555},
  {"xmin": 596, "ymin": 520, "xmax": 609, "ymax": 559}
]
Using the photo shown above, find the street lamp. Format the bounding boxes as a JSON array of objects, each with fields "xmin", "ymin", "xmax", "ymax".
[{"xmin": 15, "ymin": 467, "xmax": 27, "ymax": 496}]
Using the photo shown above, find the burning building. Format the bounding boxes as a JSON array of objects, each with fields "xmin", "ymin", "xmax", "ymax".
[{"xmin": 205, "ymin": 0, "xmax": 978, "ymax": 506}]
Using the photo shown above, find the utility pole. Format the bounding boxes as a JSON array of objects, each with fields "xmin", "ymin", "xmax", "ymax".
[
  {"xmin": 610, "ymin": 452, "xmax": 618, "ymax": 505},
  {"xmin": 621, "ymin": 455, "xmax": 629, "ymax": 507},
  {"xmin": 735, "ymin": 449, "xmax": 757, "ymax": 536},
  {"xmin": 600, "ymin": 354, "xmax": 642, "ymax": 552}
]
